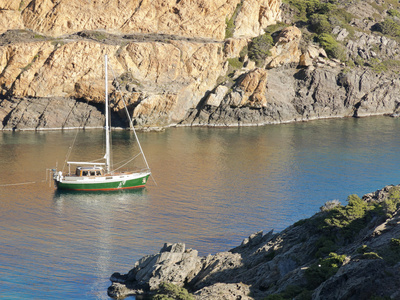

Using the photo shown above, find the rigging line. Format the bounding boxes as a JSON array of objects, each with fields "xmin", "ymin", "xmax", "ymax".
[
  {"xmin": 92, "ymin": 157, "xmax": 107, "ymax": 162},
  {"xmin": 62, "ymin": 129, "xmax": 79, "ymax": 173},
  {"xmin": 112, "ymin": 153, "xmax": 141, "ymax": 172},
  {"xmin": 61, "ymin": 95, "xmax": 94, "ymax": 173},
  {"xmin": 112, "ymin": 151, "xmax": 142, "ymax": 167},
  {"xmin": 109, "ymin": 65, "xmax": 157, "ymax": 186},
  {"xmin": 108, "ymin": 65, "xmax": 150, "ymax": 170}
]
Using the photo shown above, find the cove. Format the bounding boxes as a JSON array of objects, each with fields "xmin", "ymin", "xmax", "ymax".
[{"xmin": 1, "ymin": 116, "xmax": 400, "ymax": 299}]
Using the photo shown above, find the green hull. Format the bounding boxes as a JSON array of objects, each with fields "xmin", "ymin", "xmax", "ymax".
[{"xmin": 55, "ymin": 173, "xmax": 150, "ymax": 191}]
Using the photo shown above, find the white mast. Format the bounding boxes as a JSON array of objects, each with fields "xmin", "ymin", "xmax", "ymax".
[{"xmin": 104, "ymin": 55, "xmax": 111, "ymax": 173}]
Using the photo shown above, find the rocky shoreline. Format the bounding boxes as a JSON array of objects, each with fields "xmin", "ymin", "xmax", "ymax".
[{"xmin": 108, "ymin": 185, "xmax": 400, "ymax": 299}]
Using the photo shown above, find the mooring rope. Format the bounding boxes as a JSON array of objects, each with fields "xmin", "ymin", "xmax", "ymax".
[{"xmin": 0, "ymin": 180, "xmax": 46, "ymax": 187}]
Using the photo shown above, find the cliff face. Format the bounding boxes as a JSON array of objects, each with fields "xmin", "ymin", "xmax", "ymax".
[
  {"xmin": 0, "ymin": 37, "xmax": 226, "ymax": 127},
  {"xmin": 1, "ymin": 0, "xmax": 400, "ymax": 130},
  {"xmin": 0, "ymin": 0, "xmax": 281, "ymax": 129}
]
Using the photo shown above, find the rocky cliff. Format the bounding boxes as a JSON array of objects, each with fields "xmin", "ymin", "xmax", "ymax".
[
  {"xmin": 1, "ymin": 0, "xmax": 400, "ymax": 130},
  {"xmin": 0, "ymin": 0, "xmax": 280, "ymax": 129},
  {"xmin": 108, "ymin": 185, "xmax": 400, "ymax": 299}
]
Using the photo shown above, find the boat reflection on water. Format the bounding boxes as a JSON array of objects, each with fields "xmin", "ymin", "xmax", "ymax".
[
  {"xmin": 52, "ymin": 187, "xmax": 151, "ymax": 219},
  {"xmin": 51, "ymin": 187, "xmax": 151, "ymax": 300},
  {"xmin": 53, "ymin": 187, "xmax": 148, "ymax": 199}
]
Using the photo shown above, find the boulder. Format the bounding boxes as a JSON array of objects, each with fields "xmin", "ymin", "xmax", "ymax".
[
  {"xmin": 265, "ymin": 26, "xmax": 302, "ymax": 69},
  {"xmin": 108, "ymin": 243, "xmax": 201, "ymax": 297}
]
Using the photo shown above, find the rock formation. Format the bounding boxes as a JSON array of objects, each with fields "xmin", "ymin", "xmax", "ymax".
[
  {"xmin": 0, "ymin": 0, "xmax": 282, "ymax": 129},
  {"xmin": 108, "ymin": 185, "xmax": 400, "ymax": 299},
  {"xmin": 1, "ymin": 0, "xmax": 400, "ymax": 129}
]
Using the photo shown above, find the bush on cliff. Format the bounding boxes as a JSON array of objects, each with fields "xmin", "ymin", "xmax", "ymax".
[
  {"xmin": 311, "ymin": 194, "xmax": 378, "ymax": 257},
  {"xmin": 305, "ymin": 252, "xmax": 347, "ymax": 289},
  {"xmin": 377, "ymin": 17, "xmax": 400, "ymax": 37},
  {"xmin": 381, "ymin": 185, "xmax": 400, "ymax": 217},
  {"xmin": 248, "ymin": 34, "xmax": 274, "ymax": 66},
  {"xmin": 286, "ymin": 0, "xmax": 336, "ymax": 21},
  {"xmin": 225, "ymin": 2, "xmax": 243, "ymax": 39},
  {"xmin": 309, "ymin": 13, "xmax": 332, "ymax": 34},
  {"xmin": 313, "ymin": 186, "xmax": 400, "ymax": 257},
  {"xmin": 153, "ymin": 282, "xmax": 194, "ymax": 300},
  {"xmin": 317, "ymin": 33, "xmax": 346, "ymax": 60}
]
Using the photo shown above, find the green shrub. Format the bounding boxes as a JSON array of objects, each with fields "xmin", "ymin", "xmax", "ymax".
[
  {"xmin": 390, "ymin": 238, "xmax": 400, "ymax": 249},
  {"xmin": 380, "ymin": 237, "xmax": 400, "ymax": 265},
  {"xmin": 323, "ymin": 194, "xmax": 368, "ymax": 229},
  {"xmin": 225, "ymin": 2, "xmax": 243, "ymax": 39},
  {"xmin": 361, "ymin": 252, "xmax": 382, "ymax": 260},
  {"xmin": 317, "ymin": 33, "xmax": 345, "ymax": 59},
  {"xmin": 357, "ymin": 245, "xmax": 370, "ymax": 254},
  {"xmin": 316, "ymin": 194, "xmax": 378, "ymax": 251},
  {"xmin": 248, "ymin": 33, "xmax": 274, "ymax": 67},
  {"xmin": 305, "ymin": 253, "xmax": 346, "ymax": 289},
  {"xmin": 227, "ymin": 57, "xmax": 243, "ymax": 70},
  {"xmin": 387, "ymin": 8, "xmax": 400, "ymax": 18},
  {"xmin": 225, "ymin": 17, "xmax": 235, "ymax": 39},
  {"xmin": 285, "ymin": 0, "xmax": 336, "ymax": 22},
  {"xmin": 382, "ymin": 186, "xmax": 400, "ymax": 217},
  {"xmin": 379, "ymin": 18, "xmax": 400, "ymax": 37},
  {"xmin": 309, "ymin": 14, "xmax": 332, "ymax": 34},
  {"xmin": 153, "ymin": 282, "xmax": 195, "ymax": 300},
  {"xmin": 315, "ymin": 236, "xmax": 337, "ymax": 258}
]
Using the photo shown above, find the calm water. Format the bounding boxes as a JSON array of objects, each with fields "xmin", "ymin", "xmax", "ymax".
[{"xmin": 1, "ymin": 117, "xmax": 400, "ymax": 299}]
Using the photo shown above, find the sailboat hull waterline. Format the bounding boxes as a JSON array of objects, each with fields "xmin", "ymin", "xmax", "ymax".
[
  {"xmin": 55, "ymin": 172, "xmax": 151, "ymax": 191},
  {"xmin": 52, "ymin": 55, "xmax": 152, "ymax": 192}
]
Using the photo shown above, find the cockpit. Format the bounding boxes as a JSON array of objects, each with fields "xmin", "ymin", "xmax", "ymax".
[{"xmin": 75, "ymin": 166, "xmax": 104, "ymax": 177}]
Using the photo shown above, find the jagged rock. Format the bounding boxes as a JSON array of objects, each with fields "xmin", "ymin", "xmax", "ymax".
[
  {"xmin": 230, "ymin": 68, "xmax": 268, "ymax": 108},
  {"xmin": 0, "ymin": 0, "xmax": 281, "ymax": 40},
  {"xmin": 299, "ymin": 44, "xmax": 327, "ymax": 67},
  {"xmin": 0, "ymin": 0, "xmax": 283, "ymax": 129},
  {"xmin": 234, "ymin": 0, "xmax": 281, "ymax": 38},
  {"xmin": 0, "ymin": 97, "xmax": 105, "ymax": 130},
  {"xmin": 0, "ymin": 38, "xmax": 227, "ymax": 127},
  {"xmin": 210, "ymin": 68, "xmax": 267, "ymax": 110},
  {"xmin": 332, "ymin": 26, "xmax": 349, "ymax": 42},
  {"xmin": 186, "ymin": 64, "xmax": 400, "ymax": 126},
  {"xmin": 108, "ymin": 243, "xmax": 201, "ymax": 297},
  {"xmin": 223, "ymin": 38, "xmax": 250, "ymax": 59},
  {"xmin": 346, "ymin": 32, "xmax": 399, "ymax": 61},
  {"xmin": 312, "ymin": 259, "xmax": 400, "ymax": 300},
  {"xmin": 194, "ymin": 283, "xmax": 252, "ymax": 300},
  {"xmin": 2, "ymin": 0, "xmax": 400, "ymax": 129},
  {"xmin": 108, "ymin": 185, "xmax": 400, "ymax": 300},
  {"xmin": 265, "ymin": 26, "xmax": 302, "ymax": 69},
  {"xmin": 205, "ymin": 85, "xmax": 229, "ymax": 107}
]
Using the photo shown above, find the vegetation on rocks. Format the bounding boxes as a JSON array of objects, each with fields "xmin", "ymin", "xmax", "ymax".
[
  {"xmin": 153, "ymin": 283, "xmax": 195, "ymax": 300},
  {"xmin": 247, "ymin": 34, "xmax": 274, "ymax": 66},
  {"xmin": 225, "ymin": 2, "xmax": 244, "ymax": 39},
  {"xmin": 305, "ymin": 252, "xmax": 347, "ymax": 289},
  {"xmin": 109, "ymin": 185, "xmax": 400, "ymax": 300}
]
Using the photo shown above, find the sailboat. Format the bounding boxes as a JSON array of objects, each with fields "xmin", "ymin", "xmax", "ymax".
[{"xmin": 52, "ymin": 55, "xmax": 151, "ymax": 191}]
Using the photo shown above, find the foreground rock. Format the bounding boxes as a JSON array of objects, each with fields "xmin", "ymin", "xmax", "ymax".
[{"xmin": 108, "ymin": 185, "xmax": 400, "ymax": 299}]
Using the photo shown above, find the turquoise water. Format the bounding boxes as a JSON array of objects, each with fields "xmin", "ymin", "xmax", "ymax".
[{"xmin": 1, "ymin": 116, "xmax": 400, "ymax": 299}]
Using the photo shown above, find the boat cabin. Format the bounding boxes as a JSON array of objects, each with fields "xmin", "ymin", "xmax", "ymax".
[{"xmin": 75, "ymin": 166, "xmax": 104, "ymax": 177}]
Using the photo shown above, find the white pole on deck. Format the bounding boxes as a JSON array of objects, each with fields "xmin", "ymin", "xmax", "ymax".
[{"xmin": 105, "ymin": 55, "xmax": 111, "ymax": 173}]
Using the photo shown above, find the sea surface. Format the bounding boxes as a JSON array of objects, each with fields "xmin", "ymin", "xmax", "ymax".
[{"xmin": 1, "ymin": 116, "xmax": 400, "ymax": 299}]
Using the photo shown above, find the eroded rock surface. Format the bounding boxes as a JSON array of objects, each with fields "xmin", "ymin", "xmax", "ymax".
[{"xmin": 108, "ymin": 185, "xmax": 400, "ymax": 299}]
